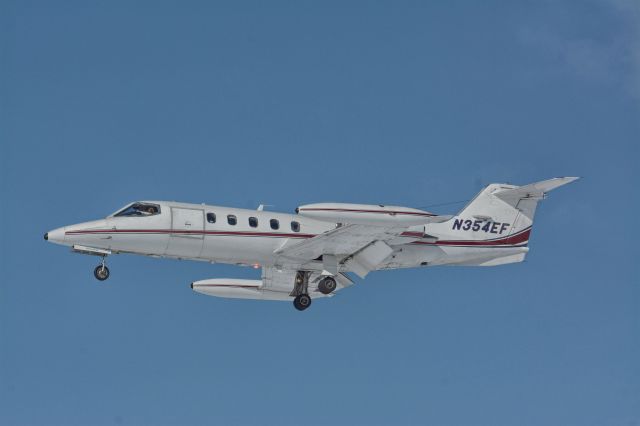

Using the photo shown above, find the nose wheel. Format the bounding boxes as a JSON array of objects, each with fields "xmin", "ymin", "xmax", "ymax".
[{"xmin": 93, "ymin": 257, "xmax": 110, "ymax": 281}]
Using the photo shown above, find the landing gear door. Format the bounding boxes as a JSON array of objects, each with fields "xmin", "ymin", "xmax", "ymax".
[{"xmin": 165, "ymin": 207, "xmax": 204, "ymax": 259}]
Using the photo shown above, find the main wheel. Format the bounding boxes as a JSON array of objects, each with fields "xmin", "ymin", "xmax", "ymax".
[
  {"xmin": 94, "ymin": 265, "xmax": 110, "ymax": 281},
  {"xmin": 293, "ymin": 294, "xmax": 312, "ymax": 311},
  {"xmin": 318, "ymin": 277, "xmax": 337, "ymax": 294}
]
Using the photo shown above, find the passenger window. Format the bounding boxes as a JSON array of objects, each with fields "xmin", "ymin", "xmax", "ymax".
[
  {"xmin": 207, "ymin": 213, "xmax": 216, "ymax": 223},
  {"xmin": 270, "ymin": 219, "xmax": 279, "ymax": 230},
  {"xmin": 291, "ymin": 221, "xmax": 300, "ymax": 232},
  {"xmin": 249, "ymin": 217, "xmax": 258, "ymax": 228},
  {"xmin": 227, "ymin": 215, "xmax": 237, "ymax": 225}
]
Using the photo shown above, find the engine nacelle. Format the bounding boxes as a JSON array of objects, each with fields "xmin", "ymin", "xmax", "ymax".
[
  {"xmin": 191, "ymin": 278, "xmax": 290, "ymax": 300},
  {"xmin": 296, "ymin": 203, "xmax": 435, "ymax": 226}
]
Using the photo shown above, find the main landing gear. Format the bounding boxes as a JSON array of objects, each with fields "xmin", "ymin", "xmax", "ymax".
[
  {"xmin": 93, "ymin": 257, "xmax": 110, "ymax": 281},
  {"xmin": 291, "ymin": 271, "xmax": 312, "ymax": 311},
  {"xmin": 293, "ymin": 294, "xmax": 312, "ymax": 311},
  {"xmin": 290, "ymin": 272, "xmax": 338, "ymax": 311},
  {"xmin": 318, "ymin": 276, "xmax": 337, "ymax": 295}
]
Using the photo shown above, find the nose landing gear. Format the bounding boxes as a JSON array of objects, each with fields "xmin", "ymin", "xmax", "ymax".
[{"xmin": 93, "ymin": 257, "xmax": 110, "ymax": 281}]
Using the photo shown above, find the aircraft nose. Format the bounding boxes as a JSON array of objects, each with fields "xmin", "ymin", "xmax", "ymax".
[{"xmin": 46, "ymin": 227, "xmax": 66, "ymax": 245}]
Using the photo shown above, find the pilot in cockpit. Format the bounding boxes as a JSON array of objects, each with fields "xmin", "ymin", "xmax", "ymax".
[{"xmin": 114, "ymin": 202, "xmax": 160, "ymax": 217}]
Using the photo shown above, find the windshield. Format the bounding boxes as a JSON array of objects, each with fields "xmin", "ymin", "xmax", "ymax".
[{"xmin": 114, "ymin": 202, "xmax": 161, "ymax": 217}]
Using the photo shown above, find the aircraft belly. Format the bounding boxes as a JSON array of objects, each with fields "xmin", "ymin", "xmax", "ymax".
[
  {"xmin": 200, "ymin": 235, "xmax": 280, "ymax": 264},
  {"xmin": 378, "ymin": 243, "xmax": 530, "ymax": 269},
  {"xmin": 428, "ymin": 246, "xmax": 529, "ymax": 266}
]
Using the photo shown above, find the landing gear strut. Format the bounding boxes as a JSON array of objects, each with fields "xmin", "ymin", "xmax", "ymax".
[
  {"xmin": 93, "ymin": 257, "xmax": 110, "ymax": 281},
  {"xmin": 291, "ymin": 271, "xmax": 312, "ymax": 311}
]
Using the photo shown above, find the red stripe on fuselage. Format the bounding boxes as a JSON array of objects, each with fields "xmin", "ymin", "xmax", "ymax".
[
  {"xmin": 65, "ymin": 227, "xmax": 532, "ymax": 247},
  {"xmin": 194, "ymin": 284, "xmax": 261, "ymax": 288},
  {"xmin": 65, "ymin": 229, "xmax": 315, "ymax": 239},
  {"xmin": 412, "ymin": 227, "xmax": 532, "ymax": 246}
]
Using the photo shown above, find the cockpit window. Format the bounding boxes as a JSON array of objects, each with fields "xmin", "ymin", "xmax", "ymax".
[{"xmin": 115, "ymin": 202, "xmax": 161, "ymax": 217}]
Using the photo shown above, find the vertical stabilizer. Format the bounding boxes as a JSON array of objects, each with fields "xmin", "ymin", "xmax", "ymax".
[{"xmin": 451, "ymin": 177, "xmax": 579, "ymax": 244}]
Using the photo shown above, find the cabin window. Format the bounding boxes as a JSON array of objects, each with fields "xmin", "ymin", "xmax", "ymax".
[
  {"xmin": 114, "ymin": 202, "xmax": 160, "ymax": 217},
  {"xmin": 249, "ymin": 217, "xmax": 258, "ymax": 228},
  {"xmin": 207, "ymin": 213, "xmax": 216, "ymax": 223},
  {"xmin": 227, "ymin": 215, "xmax": 237, "ymax": 225},
  {"xmin": 291, "ymin": 221, "xmax": 300, "ymax": 232},
  {"xmin": 270, "ymin": 219, "xmax": 279, "ymax": 230}
]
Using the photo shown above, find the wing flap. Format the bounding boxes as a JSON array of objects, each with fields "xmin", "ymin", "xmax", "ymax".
[{"xmin": 343, "ymin": 241, "xmax": 394, "ymax": 278}]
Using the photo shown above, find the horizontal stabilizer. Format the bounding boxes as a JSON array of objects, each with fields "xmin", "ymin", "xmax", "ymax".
[{"xmin": 494, "ymin": 177, "xmax": 579, "ymax": 206}]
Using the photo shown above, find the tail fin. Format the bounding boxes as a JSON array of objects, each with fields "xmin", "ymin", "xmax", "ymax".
[{"xmin": 453, "ymin": 177, "xmax": 579, "ymax": 245}]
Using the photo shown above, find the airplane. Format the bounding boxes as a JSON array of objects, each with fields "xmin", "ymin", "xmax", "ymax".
[{"xmin": 44, "ymin": 177, "xmax": 578, "ymax": 311}]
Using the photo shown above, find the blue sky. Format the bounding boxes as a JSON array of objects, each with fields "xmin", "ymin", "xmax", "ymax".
[{"xmin": 1, "ymin": 1, "xmax": 638, "ymax": 425}]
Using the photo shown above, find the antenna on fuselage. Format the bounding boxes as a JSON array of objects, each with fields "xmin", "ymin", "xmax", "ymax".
[{"xmin": 257, "ymin": 204, "xmax": 273, "ymax": 211}]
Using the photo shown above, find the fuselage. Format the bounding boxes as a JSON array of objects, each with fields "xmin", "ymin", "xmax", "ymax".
[{"xmin": 46, "ymin": 200, "xmax": 529, "ymax": 272}]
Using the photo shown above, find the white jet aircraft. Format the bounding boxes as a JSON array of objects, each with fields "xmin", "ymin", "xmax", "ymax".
[{"xmin": 45, "ymin": 177, "xmax": 578, "ymax": 311}]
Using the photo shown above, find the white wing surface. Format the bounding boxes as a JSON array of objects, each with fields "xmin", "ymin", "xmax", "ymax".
[
  {"xmin": 274, "ymin": 223, "xmax": 425, "ymax": 277},
  {"xmin": 275, "ymin": 224, "xmax": 398, "ymax": 258}
]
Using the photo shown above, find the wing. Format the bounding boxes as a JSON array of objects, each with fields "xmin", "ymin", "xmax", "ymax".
[
  {"xmin": 274, "ymin": 223, "xmax": 424, "ymax": 278},
  {"xmin": 274, "ymin": 224, "xmax": 400, "ymax": 259}
]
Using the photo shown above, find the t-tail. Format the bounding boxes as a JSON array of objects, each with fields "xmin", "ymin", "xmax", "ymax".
[{"xmin": 428, "ymin": 177, "xmax": 579, "ymax": 266}]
